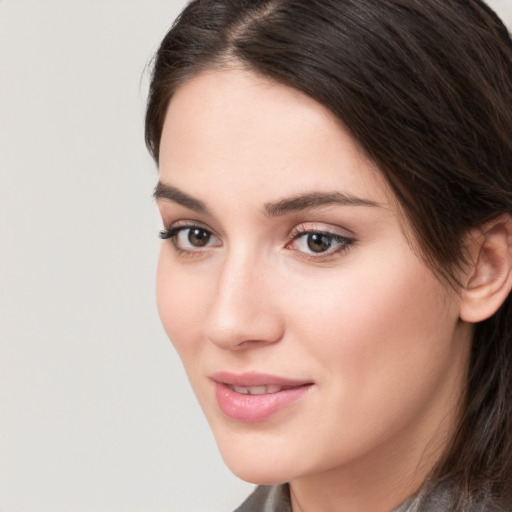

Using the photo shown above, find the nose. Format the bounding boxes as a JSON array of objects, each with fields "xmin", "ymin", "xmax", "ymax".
[{"xmin": 202, "ymin": 252, "xmax": 285, "ymax": 351}]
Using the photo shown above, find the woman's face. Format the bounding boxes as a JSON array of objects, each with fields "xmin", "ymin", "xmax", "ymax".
[{"xmin": 155, "ymin": 69, "xmax": 471, "ymax": 486}]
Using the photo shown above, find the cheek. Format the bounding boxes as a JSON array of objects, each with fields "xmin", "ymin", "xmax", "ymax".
[
  {"xmin": 281, "ymin": 246, "xmax": 459, "ymax": 388},
  {"xmin": 269, "ymin": 250, "xmax": 464, "ymax": 466},
  {"xmin": 156, "ymin": 246, "xmax": 209, "ymax": 357}
]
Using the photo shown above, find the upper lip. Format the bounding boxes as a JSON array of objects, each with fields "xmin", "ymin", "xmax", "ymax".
[{"xmin": 210, "ymin": 371, "xmax": 312, "ymax": 388}]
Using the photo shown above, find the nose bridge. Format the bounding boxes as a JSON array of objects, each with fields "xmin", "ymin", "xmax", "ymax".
[{"xmin": 203, "ymin": 247, "xmax": 283, "ymax": 349}]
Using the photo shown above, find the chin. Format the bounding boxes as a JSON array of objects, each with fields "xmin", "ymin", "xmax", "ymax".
[
  {"xmin": 213, "ymin": 432, "xmax": 299, "ymax": 485},
  {"xmin": 223, "ymin": 457, "xmax": 291, "ymax": 486}
]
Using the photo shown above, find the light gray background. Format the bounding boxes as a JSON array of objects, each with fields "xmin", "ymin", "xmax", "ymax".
[{"xmin": 0, "ymin": 1, "xmax": 511, "ymax": 511}]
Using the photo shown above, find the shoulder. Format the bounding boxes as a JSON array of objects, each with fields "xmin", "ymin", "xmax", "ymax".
[
  {"xmin": 394, "ymin": 480, "xmax": 512, "ymax": 512},
  {"xmin": 233, "ymin": 484, "xmax": 291, "ymax": 512}
]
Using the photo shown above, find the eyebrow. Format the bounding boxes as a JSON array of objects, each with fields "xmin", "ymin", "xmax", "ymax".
[
  {"xmin": 264, "ymin": 191, "xmax": 380, "ymax": 216},
  {"xmin": 154, "ymin": 181, "xmax": 380, "ymax": 216},
  {"xmin": 154, "ymin": 182, "xmax": 209, "ymax": 213}
]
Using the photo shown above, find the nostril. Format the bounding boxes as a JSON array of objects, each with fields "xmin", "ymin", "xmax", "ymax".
[{"xmin": 204, "ymin": 311, "xmax": 285, "ymax": 351}]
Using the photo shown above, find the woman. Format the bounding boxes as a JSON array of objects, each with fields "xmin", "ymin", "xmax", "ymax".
[{"xmin": 145, "ymin": 1, "xmax": 512, "ymax": 510}]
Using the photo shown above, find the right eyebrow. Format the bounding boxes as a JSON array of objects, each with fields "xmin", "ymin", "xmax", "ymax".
[{"xmin": 153, "ymin": 181, "xmax": 209, "ymax": 214}]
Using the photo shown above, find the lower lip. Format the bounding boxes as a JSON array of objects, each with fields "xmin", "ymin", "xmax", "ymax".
[{"xmin": 214, "ymin": 382, "xmax": 312, "ymax": 423}]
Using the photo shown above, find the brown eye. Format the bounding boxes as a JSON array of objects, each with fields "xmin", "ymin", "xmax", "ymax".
[
  {"xmin": 307, "ymin": 233, "xmax": 333, "ymax": 253},
  {"xmin": 188, "ymin": 228, "xmax": 211, "ymax": 247},
  {"xmin": 166, "ymin": 225, "xmax": 221, "ymax": 253},
  {"xmin": 289, "ymin": 229, "xmax": 354, "ymax": 258}
]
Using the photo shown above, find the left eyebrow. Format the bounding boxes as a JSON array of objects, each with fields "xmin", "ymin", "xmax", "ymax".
[{"xmin": 264, "ymin": 191, "xmax": 381, "ymax": 217}]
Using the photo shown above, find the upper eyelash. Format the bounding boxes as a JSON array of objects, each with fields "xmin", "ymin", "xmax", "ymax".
[
  {"xmin": 159, "ymin": 223, "xmax": 213, "ymax": 240},
  {"xmin": 159, "ymin": 226, "xmax": 182, "ymax": 240},
  {"xmin": 290, "ymin": 225, "xmax": 353, "ymax": 244}
]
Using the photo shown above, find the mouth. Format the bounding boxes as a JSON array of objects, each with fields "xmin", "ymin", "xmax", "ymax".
[
  {"xmin": 210, "ymin": 372, "xmax": 314, "ymax": 423},
  {"xmin": 227, "ymin": 384, "xmax": 296, "ymax": 395}
]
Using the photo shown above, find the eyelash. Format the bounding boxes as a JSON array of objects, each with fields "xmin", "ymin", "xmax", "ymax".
[
  {"xmin": 159, "ymin": 224, "xmax": 219, "ymax": 255},
  {"xmin": 287, "ymin": 225, "xmax": 355, "ymax": 259},
  {"xmin": 159, "ymin": 223, "xmax": 355, "ymax": 259}
]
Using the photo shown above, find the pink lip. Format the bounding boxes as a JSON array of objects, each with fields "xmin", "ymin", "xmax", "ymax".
[{"xmin": 210, "ymin": 372, "xmax": 313, "ymax": 423}]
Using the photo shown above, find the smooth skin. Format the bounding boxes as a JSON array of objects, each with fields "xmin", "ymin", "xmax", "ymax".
[{"xmin": 155, "ymin": 68, "xmax": 511, "ymax": 512}]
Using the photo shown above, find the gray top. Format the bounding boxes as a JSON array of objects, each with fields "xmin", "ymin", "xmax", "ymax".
[
  {"xmin": 234, "ymin": 485, "xmax": 291, "ymax": 512},
  {"xmin": 234, "ymin": 482, "xmax": 508, "ymax": 512}
]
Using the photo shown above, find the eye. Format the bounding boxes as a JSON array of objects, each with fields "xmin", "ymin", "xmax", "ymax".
[
  {"xmin": 159, "ymin": 225, "xmax": 221, "ymax": 252},
  {"xmin": 288, "ymin": 228, "xmax": 354, "ymax": 257},
  {"xmin": 179, "ymin": 227, "xmax": 213, "ymax": 248}
]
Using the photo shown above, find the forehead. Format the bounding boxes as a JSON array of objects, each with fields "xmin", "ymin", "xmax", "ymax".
[{"xmin": 159, "ymin": 68, "xmax": 394, "ymax": 211}]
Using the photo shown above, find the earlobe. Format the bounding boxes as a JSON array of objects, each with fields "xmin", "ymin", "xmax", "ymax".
[{"xmin": 460, "ymin": 215, "xmax": 512, "ymax": 323}]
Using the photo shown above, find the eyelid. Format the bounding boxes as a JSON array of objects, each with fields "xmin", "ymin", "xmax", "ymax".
[
  {"xmin": 160, "ymin": 219, "xmax": 217, "ymax": 236},
  {"xmin": 286, "ymin": 223, "xmax": 356, "ymax": 259},
  {"xmin": 289, "ymin": 222, "xmax": 354, "ymax": 240},
  {"xmin": 159, "ymin": 220, "xmax": 222, "ymax": 255}
]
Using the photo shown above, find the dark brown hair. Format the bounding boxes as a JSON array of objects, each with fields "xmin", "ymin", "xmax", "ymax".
[{"xmin": 145, "ymin": 0, "xmax": 512, "ymax": 508}]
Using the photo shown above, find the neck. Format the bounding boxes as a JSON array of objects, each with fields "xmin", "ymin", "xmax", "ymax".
[{"xmin": 289, "ymin": 434, "xmax": 442, "ymax": 512}]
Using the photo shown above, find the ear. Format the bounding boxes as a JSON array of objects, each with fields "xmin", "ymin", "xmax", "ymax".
[{"xmin": 460, "ymin": 214, "xmax": 512, "ymax": 323}]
